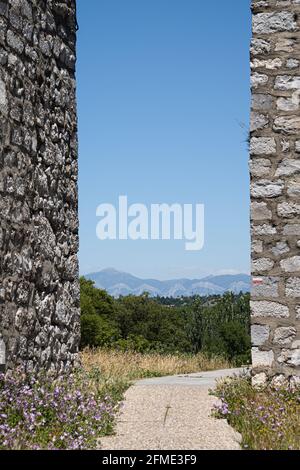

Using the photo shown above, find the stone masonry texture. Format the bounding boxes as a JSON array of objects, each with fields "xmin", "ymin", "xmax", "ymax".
[
  {"xmin": 0, "ymin": 0, "xmax": 80, "ymax": 374},
  {"xmin": 251, "ymin": 0, "xmax": 300, "ymax": 384}
]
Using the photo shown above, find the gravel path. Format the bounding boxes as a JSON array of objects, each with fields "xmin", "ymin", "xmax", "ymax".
[{"xmin": 100, "ymin": 368, "xmax": 246, "ymax": 450}]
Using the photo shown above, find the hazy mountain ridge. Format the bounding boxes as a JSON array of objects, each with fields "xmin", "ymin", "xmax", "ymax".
[{"xmin": 85, "ymin": 268, "xmax": 251, "ymax": 298}]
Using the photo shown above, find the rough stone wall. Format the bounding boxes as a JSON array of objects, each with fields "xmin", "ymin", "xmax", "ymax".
[
  {"xmin": 0, "ymin": 0, "xmax": 80, "ymax": 374},
  {"xmin": 250, "ymin": 0, "xmax": 300, "ymax": 386}
]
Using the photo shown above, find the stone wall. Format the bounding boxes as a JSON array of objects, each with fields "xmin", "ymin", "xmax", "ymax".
[
  {"xmin": 251, "ymin": 0, "xmax": 300, "ymax": 386},
  {"xmin": 0, "ymin": 0, "xmax": 80, "ymax": 374}
]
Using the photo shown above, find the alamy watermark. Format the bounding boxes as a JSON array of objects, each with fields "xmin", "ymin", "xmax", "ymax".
[{"xmin": 96, "ymin": 196, "xmax": 205, "ymax": 251}]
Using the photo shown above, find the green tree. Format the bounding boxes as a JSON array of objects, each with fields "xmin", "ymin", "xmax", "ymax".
[
  {"xmin": 219, "ymin": 321, "xmax": 251, "ymax": 365},
  {"xmin": 80, "ymin": 277, "xmax": 120, "ymax": 348}
]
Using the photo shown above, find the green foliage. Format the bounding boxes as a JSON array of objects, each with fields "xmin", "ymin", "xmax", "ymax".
[
  {"xmin": 81, "ymin": 314, "xmax": 119, "ymax": 348},
  {"xmin": 80, "ymin": 278, "xmax": 120, "ymax": 348},
  {"xmin": 80, "ymin": 277, "xmax": 251, "ymax": 364},
  {"xmin": 188, "ymin": 292, "xmax": 251, "ymax": 365},
  {"xmin": 114, "ymin": 335, "xmax": 151, "ymax": 353},
  {"xmin": 219, "ymin": 322, "xmax": 251, "ymax": 364}
]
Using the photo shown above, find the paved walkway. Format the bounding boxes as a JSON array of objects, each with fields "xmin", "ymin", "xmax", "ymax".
[{"xmin": 100, "ymin": 368, "xmax": 246, "ymax": 450}]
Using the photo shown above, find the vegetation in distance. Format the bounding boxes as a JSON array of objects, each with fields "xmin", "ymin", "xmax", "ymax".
[{"xmin": 80, "ymin": 277, "xmax": 251, "ymax": 366}]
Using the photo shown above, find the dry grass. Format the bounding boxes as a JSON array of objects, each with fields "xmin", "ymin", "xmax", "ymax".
[{"xmin": 81, "ymin": 348, "xmax": 231, "ymax": 384}]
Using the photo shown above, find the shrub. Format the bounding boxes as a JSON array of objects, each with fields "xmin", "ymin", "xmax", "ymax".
[
  {"xmin": 218, "ymin": 321, "xmax": 251, "ymax": 365},
  {"xmin": 81, "ymin": 314, "xmax": 119, "ymax": 348}
]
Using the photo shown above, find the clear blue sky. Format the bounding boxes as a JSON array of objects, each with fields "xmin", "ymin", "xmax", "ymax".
[{"xmin": 77, "ymin": 0, "xmax": 251, "ymax": 280}]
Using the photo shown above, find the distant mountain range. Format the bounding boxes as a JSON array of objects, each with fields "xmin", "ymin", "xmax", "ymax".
[{"xmin": 85, "ymin": 268, "xmax": 251, "ymax": 298}]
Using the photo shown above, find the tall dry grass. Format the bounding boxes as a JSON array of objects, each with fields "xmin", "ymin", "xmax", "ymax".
[{"xmin": 81, "ymin": 348, "xmax": 231, "ymax": 383}]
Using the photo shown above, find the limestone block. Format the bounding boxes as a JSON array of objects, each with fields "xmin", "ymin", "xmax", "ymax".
[
  {"xmin": 251, "ymin": 38, "xmax": 271, "ymax": 55},
  {"xmin": 274, "ymin": 327, "xmax": 297, "ymax": 346},
  {"xmin": 275, "ymin": 75, "xmax": 300, "ymax": 90},
  {"xmin": 252, "ymin": 258, "xmax": 274, "ymax": 273},
  {"xmin": 249, "ymin": 158, "xmax": 272, "ymax": 177},
  {"xmin": 252, "ymin": 277, "xmax": 279, "ymax": 298},
  {"xmin": 276, "ymin": 159, "xmax": 300, "ymax": 177},
  {"xmin": 252, "ymin": 372, "xmax": 268, "ymax": 388},
  {"xmin": 250, "ymin": 137, "xmax": 276, "ymax": 155},
  {"xmin": 278, "ymin": 202, "xmax": 300, "ymax": 218},
  {"xmin": 273, "ymin": 116, "xmax": 300, "ymax": 135},
  {"xmin": 251, "ymin": 202, "xmax": 272, "ymax": 221},
  {"xmin": 278, "ymin": 349, "xmax": 300, "ymax": 367},
  {"xmin": 250, "ymin": 112, "xmax": 269, "ymax": 131},
  {"xmin": 286, "ymin": 277, "xmax": 300, "ymax": 297},
  {"xmin": 252, "ymin": 93, "xmax": 273, "ymax": 110},
  {"xmin": 280, "ymin": 256, "xmax": 300, "ymax": 272},
  {"xmin": 251, "ymin": 180, "xmax": 284, "ymax": 198},
  {"xmin": 252, "ymin": 348, "xmax": 274, "ymax": 367},
  {"xmin": 253, "ymin": 12, "xmax": 297, "ymax": 34},
  {"xmin": 272, "ymin": 242, "xmax": 289, "ymax": 257},
  {"xmin": 251, "ymin": 72, "xmax": 269, "ymax": 89},
  {"xmin": 251, "ymin": 325, "xmax": 270, "ymax": 346},
  {"xmin": 251, "ymin": 301, "xmax": 289, "ymax": 318}
]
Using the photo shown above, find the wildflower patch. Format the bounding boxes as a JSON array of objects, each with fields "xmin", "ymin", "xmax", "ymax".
[
  {"xmin": 0, "ymin": 370, "xmax": 118, "ymax": 450},
  {"xmin": 213, "ymin": 376, "xmax": 300, "ymax": 450}
]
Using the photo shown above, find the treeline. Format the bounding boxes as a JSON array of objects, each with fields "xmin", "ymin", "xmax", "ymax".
[
  {"xmin": 80, "ymin": 277, "xmax": 251, "ymax": 365},
  {"xmin": 155, "ymin": 294, "xmax": 226, "ymax": 307}
]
